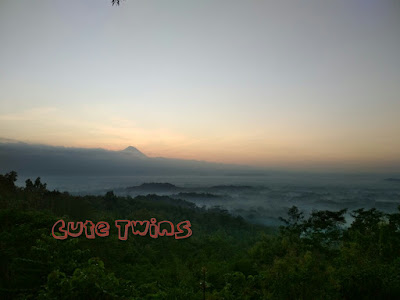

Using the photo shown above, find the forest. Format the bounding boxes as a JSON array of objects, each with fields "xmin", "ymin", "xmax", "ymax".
[{"xmin": 1, "ymin": 171, "xmax": 400, "ymax": 299}]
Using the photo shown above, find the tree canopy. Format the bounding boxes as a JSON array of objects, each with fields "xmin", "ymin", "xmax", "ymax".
[{"xmin": 1, "ymin": 171, "xmax": 400, "ymax": 299}]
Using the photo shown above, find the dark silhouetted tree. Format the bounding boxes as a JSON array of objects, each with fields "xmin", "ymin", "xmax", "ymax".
[{"xmin": 112, "ymin": 0, "xmax": 124, "ymax": 5}]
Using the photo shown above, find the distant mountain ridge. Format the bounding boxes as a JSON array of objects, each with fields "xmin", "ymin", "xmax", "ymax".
[
  {"xmin": 0, "ymin": 139, "xmax": 262, "ymax": 177},
  {"xmin": 126, "ymin": 183, "xmax": 179, "ymax": 192},
  {"xmin": 385, "ymin": 178, "xmax": 400, "ymax": 182}
]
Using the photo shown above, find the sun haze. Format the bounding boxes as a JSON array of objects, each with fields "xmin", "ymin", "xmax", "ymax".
[{"xmin": 1, "ymin": 0, "xmax": 399, "ymax": 171}]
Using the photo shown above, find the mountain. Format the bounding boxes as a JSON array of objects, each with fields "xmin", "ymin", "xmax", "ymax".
[
  {"xmin": 0, "ymin": 139, "xmax": 263, "ymax": 177},
  {"xmin": 384, "ymin": 178, "xmax": 400, "ymax": 182},
  {"xmin": 126, "ymin": 183, "xmax": 180, "ymax": 192},
  {"xmin": 120, "ymin": 146, "xmax": 148, "ymax": 159}
]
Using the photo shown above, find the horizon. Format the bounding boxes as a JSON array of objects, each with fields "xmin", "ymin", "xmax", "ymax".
[
  {"xmin": 1, "ymin": 138, "xmax": 399, "ymax": 174},
  {"xmin": 1, "ymin": 0, "xmax": 400, "ymax": 171}
]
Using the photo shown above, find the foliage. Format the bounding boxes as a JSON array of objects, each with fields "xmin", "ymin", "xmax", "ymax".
[{"xmin": 1, "ymin": 171, "xmax": 400, "ymax": 299}]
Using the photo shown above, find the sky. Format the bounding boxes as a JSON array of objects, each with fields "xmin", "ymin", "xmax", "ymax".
[{"xmin": 0, "ymin": 0, "xmax": 399, "ymax": 171}]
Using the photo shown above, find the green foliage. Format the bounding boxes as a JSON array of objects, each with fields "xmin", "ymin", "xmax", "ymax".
[
  {"xmin": 38, "ymin": 257, "xmax": 136, "ymax": 300},
  {"xmin": 1, "ymin": 172, "xmax": 400, "ymax": 299}
]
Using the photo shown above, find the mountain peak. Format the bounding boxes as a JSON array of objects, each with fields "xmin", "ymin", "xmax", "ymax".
[
  {"xmin": 120, "ymin": 146, "xmax": 147, "ymax": 158},
  {"xmin": 124, "ymin": 146, "xmax": 138, "ymax": 151}
]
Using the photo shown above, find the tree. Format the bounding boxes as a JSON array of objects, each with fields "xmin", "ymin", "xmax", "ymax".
[
  {"xmin": 104, "ymin": 190, "xmax": 117, "ymax": 210},
  {"xmin": 112, "ymin": 0, "xmax": 124, "ymax": 5},
  {"xmin": 303, "ymin": 209, "xmax": 347, "ymax": 250},
  {"xmin": 0, "ymin": 171, "xmax": 17, "ymax": 192},
  {"xmin": 38, "ymin": 258, "xmax": 135, "ymax": 299}
]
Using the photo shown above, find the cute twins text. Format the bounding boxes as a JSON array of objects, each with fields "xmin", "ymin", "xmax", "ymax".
[{"xmin": 52, "ymin": 218, "xmax": 192, "ymax": 240}]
